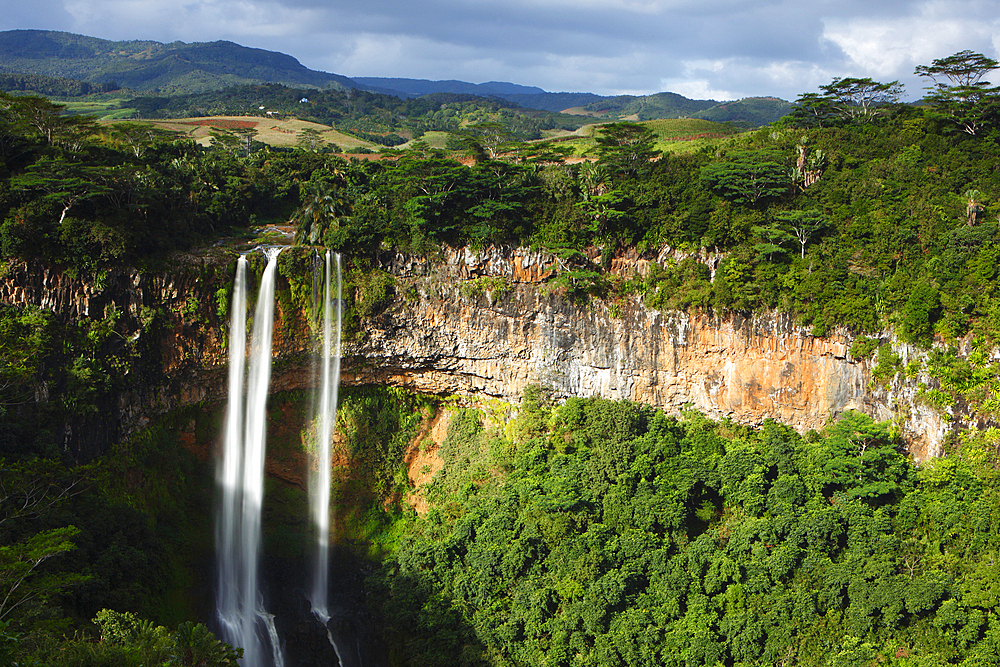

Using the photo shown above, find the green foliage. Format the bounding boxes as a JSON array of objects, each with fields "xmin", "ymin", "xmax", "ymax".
[
  {"xmin": 0, "ymin": 525, "xmax": 86, "ymax": 623},
  {"xmin": 594, "ymin": 122, "xmax": 659, "ymax": 179},
  {"xmin": 93, "ymin": 608, "xmax": 144, "ymax": 644},
  {"xmin": 338, "ymin": 387, "xmax": 428, "ymax": 513},
  {"xmin": 0, "ymin": 620, "xmax": 19, "ymax": 667},
  {"xmin": 872, "ymin": 344, "xmax": 903, "ymax": 384},
  {"xmin": 642, "ymin": 258, "xmax": 714, "ymax": 312},
  {"xmin": 915, "ymin": 345, "xmax": 1000, "ymax": 415},
  {"xmin": 915, "ymin": 50, "xmax": 1000, "ymax": 136},
  {"xmin": 23, "ymin": 609, "xmax": 240, "ymax": 666},
  {"xmin": 349, "ymin": 267, "xmax": 395, "ymax": 320},
  {"xmin": 774, "ymin": 208, "xmax": 828, "ymax": 258},
  {"xmin": 926, "ymin": 345, "xmax": 997, "ymax": 395},
  {"xmin": 790, "ymin": 77, "xmax": 905, "ymax": 127},
  {"xmin": 700, "ymin": 149, "xmax": 790, "ymax": 205},
  {"xmin": 292, "ymin": 176, "xmax": 350, "ymax": 245},
  {"xmin": 459, "ymin": 276, "xmax": 511, "ymax": 301},
  {"xmin": 849, "ymin": 335, "xmax": 879, "ymax": 360},
  {"xmin": 433, "ymin": 408, "xmax": 491, "ymax": 498},
  {"xmin": 171, "ymin": 620, "xmax": 242, "ymax": 667},
  {"xmin": 374, "ymin": 397, "xmax": 1000, "ymax": 667},
  {"xmin": 900, "ymin": 281, "xmax": 941, "ymax": 345}
]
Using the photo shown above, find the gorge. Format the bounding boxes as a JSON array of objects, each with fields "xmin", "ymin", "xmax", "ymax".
[
  {"xmin": 0, "ymin": 240, "xmax": 995, "ymax": 666},
  {"xmin": 6, "ymin": 54, "xmax": 1000, "ymax": 663}
]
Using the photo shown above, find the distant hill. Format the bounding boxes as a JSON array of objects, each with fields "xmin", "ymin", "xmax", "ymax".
[
  {"xmin": 351, "ymin": 77, "xmax": 546, "ymax": 98},
  {"xmin": 351, "ymin": 78, "xmax": 609, "ymax": 113},
  {"xmin": 0, "ymin": 29, "xmax": 357, "ymax": 94},
  {"xmin": 355, "ymin": 78, "xmax": 790, "ymax": 125},
  {"xmin": 498, "ymin": 92, "xmax": 608, "ymax": 113},
  {"xmin": 576, "ymin": 91, "xmax": 719, "ymax": 119},
  {"xmin": 0, "ymin": 30, "xmax": 792, "ymax": 126},
  {"xmin": 567, "ymin": 93, "xmax": 790, "ymax": 126},
  {"xmin": 691, "ymin": 97, "xmax": 793, "ymax": 127}
]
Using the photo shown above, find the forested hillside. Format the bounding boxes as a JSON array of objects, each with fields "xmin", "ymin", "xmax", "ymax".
[
  {"xmin": 0, "ymin": 29, "xmax": 356, "ymax": 94},
  {"xmin": 368, "ymin": 393, "xmax": 1000, "ymax": 666},
  {"xmin": 2, "ymin": 49, "xmax": 1000, "ymax": 666}
]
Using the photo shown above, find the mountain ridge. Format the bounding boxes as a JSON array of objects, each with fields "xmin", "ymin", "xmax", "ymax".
[
  {"xmin": 351, "ymin": 77, "xmax": 549, "ymax": 97},
  {"xmin": 0, "ymin": 29, "xmax": 791, "ymax": 125},
  {"xmin": 0, "ymin": 29, "xmax": 358, "ymax": 94}
]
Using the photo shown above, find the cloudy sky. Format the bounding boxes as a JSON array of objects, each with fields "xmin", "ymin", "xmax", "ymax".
[{"xmin": 3, "ymin": 0, "xmax": 999, "ymax": 101}]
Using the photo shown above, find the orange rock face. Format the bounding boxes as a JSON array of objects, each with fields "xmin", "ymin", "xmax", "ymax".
[
  {"xmin": 0, "ymin": 249, "xmax": 962, "ymax": 462},
  {"xmin": 351, "ymin": 246, "xmax": 952, "ymax": 461},
  {"xmin": 348, "ymin": 284, "xmax": 867, "ymax": 438}
]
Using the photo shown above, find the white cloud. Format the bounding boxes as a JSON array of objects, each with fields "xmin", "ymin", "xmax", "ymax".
[
  {"xmin": 821, "ymin": 1, "xmax": 1000, "ymax": 95},
  {"xmin": 666, "ymin": 79, "xmax": 735, "ymax": 101}
]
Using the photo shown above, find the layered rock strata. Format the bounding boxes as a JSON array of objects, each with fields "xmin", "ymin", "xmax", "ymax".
[
  {"xmin": 354, "ymin": 246, "xmax": 955, "ymax": 461},
  {"xmin": 0, "ymin": 246, "xmax": 969, "ymax": 461}
]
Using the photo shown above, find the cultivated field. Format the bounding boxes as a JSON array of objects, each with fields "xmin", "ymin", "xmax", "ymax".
[
  {"xmin": 541, "ymin": 118, "xmax": 738, "ymax": 157},
  {"xmin": 96, "ymin": 116, "xmax": 737, "ymax": 157},
  {"xmin": 103, "ymin": 115, "xmax": 376, "ymax": 150}
]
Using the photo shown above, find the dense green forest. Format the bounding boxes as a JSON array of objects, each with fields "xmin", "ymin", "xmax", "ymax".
[
  {"xmin": 2, "ymin": 50, "xmax": 1000, "ymax": 666},
  {"xmin": 368, "ymin": 392, "xmax": 1000, "ymax": 667},
  {"xmin": 0, "ymin": 72, "xmax": 122, "ymax": 98}
]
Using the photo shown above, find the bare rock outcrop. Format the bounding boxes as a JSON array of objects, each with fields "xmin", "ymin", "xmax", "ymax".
[{"xmin": 0, "ymin": 247, "xmax": 976, "ymax": 462}]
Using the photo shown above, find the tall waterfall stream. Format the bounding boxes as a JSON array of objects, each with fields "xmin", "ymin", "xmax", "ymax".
[
  {"xmin": 216, "ymin": 248, "xmax": 351, "ymax": 666},
  {"xmin": 309, "ymin": 252, "xmax": 355, "ymax": 665},
  {"xmin": 216, "ymin": 248, "xmax": 286, "ymax": 667}
]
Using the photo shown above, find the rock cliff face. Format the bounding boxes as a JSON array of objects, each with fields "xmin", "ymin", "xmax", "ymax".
[
  {"xmin": 0, "ymin": 246, "xmax": 971, "ymax": 462},
  {"xmin": 354, "ymin": 246, "xmax": 954, "ymax": 460}
]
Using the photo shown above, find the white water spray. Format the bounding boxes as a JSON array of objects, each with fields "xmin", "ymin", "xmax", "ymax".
[
  {"xmin": 309, "ymin": 251, "xmax": 342, "ymax": 621},
  {"xmin": 217, "ymin": 248, "xmax": 285, "ymax": 667}
]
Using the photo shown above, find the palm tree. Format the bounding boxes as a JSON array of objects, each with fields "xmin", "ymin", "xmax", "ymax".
[
  {"xmin": 965, "ymin": 189, "xmax": 983, "ymax": 226},
  {"xmin": 292, "ymin": 181, "xmax": 348, "ymax": 245},
  {"xmin": 579, "ymin": 162, "xmax": 610, "ymax": 201}
]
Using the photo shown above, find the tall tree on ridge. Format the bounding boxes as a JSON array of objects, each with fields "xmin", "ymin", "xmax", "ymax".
[{"xmin": 916, "ymin": 50, "xmax": 1000, "ymax": 136}]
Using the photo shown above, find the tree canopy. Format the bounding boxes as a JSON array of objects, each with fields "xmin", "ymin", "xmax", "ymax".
[
  {"xmin": 368, "ymin": 396, "xmax": 1000, "ymax": 667},
  {"xmin": 916, "ymin": 50, "xmax": 1000, "ymax": 136}
]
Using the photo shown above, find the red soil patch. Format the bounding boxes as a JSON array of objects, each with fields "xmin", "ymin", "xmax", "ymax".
[
  {"xmin": 178, "ymin": 418, "xmax": 209, "ymax": 462},
  {"xmin": 402, "ymin": 408, "xmax": 450, "ymax": 515}
]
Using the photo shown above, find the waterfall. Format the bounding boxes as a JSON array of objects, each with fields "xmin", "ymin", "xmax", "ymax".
[
  {"xmin": 217, "ymin": 248, "xmax": 285, "ymax": 667},
  {"xmin": 217, "ymin": 256, "xmax": 247, "ymax": 660},
  {"xmin": 309, "ymin": 251, "xmax": 342, "ymax": 621}
]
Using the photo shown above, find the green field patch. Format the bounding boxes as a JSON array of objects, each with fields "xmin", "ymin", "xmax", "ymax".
[{"xmin": 644, "ymin": 117, "xmax": 738, "ymax": 139}]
